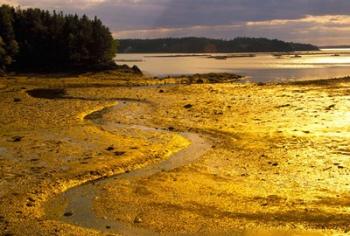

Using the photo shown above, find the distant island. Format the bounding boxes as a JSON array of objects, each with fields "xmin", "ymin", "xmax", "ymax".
[{"xmin": 118, "ymin": 37, "xmax": 319, "ymax": 53}]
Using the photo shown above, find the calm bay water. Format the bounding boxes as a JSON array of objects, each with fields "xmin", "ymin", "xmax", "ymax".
[{"xmin": 115, "ymin": 49, "xmax": 350, "ymax": 82}]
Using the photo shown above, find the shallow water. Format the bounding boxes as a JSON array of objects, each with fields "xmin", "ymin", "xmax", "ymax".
[
  {"xmin": 115, "ymin": 49, "xmax": 350, "ymax": 82},
  {"xmin": 48, "ymin": 100, "xmax": 211, "ymax": 235}
]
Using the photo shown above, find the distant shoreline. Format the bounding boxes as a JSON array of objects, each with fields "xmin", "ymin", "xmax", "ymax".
[{"xmin": 118, "ymin": 37, "xmax": 319, "ymax": 53}]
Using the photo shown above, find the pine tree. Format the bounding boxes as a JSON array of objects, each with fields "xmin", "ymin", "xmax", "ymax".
[
  {"xmin": 0, "ymin": 4, "xmax": 117, "ymax": 71},
  {"xmin": 0, "ymin": 5, "xmax": 18, "ymax": 71}
]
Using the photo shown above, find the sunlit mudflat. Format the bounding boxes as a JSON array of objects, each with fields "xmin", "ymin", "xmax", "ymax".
[
  {"xmin": 0, "ymin": 72, "xmax": 349, "ymax": 235},
  {"xmin": 116, "ymin": 49, "xmax": 350, "ymax": 82}
]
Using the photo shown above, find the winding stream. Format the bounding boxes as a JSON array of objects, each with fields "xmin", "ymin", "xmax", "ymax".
[{"xmin": 46, "ymin": 100, "xmax": 211, "ymax": 235}]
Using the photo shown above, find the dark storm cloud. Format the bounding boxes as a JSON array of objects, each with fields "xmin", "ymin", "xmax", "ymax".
[{"xmin": 5, "ymin": 0, "xmax": 350, "ymax": 44}]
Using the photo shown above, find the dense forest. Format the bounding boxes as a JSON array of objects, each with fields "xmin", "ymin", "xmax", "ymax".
[
  {"xmin": 0, "ymin": 5, "xmax": 117, "ymax": 73},
  {"xmin": 119, "ymin": 37, "xmax": 319, "ymax": 53}
]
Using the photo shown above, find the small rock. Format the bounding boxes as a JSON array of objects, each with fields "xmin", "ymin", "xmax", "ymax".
[
  {"xmin": 13, "ymin": 98, "xmax": 21, "ymax": 102},
  {"xmin": 63, "ymin": 212, "xmax": 73, "ymax": 217},
  {"xmin": 276, "ymin": 104, "xmax": 291, "ymax": 108},
  {"xmin": 159, "ymin": 89, "xmax": 164, "ymax": 93},
  {"xmin": 132, "ymin": 65, "xmax": 142, "ymax": 74},
  {"xmin": 134, "ymin": 216, "xmax": 143, "ymax": 224},
  {"xmin": 184, "ymin": 104, "xmax": 193, "ymax": 109},
  {"xmin": 11, "ymin": 136, "xmax": 23, "ymax": 142},
  {"xmin": 196, "ymin": 79, "xmax": 204, "ymax": 84},
  {"xmin": 106, "ymin": 146, "xmax": 114, "ymax": 151},
  {"xmin": 325, "ymin": 104, "xmax": 336, "ymax": 111},
  {"xmin": 114, "ymin": 151, "xmax": 126, "ymax": 156},
  {"xmin": 28, "ymin": 197, "xmax": 35, "ymax": 202},
  {"xmin": 168, "ymin": 126, "xmax": 175, "ymax": 131},
  {"xmin": 106, "ymin": 225, "xmax": 111, "ymax": 229},
  {"xmin": 272, "ymin": 162, "xmax": 279, "ymax": 167}
]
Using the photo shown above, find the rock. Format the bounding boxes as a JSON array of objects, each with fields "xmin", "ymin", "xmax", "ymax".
[
  {"xmin": 132, "ymin": 65, "xmax": 142, "ymax": 74},
  {"xmin": 28, "ymin": 197, "xmax": 35, "ymax": 202},
  {"xmin": 106, "ymin": 146, "xmax": 114, "ymax": 151},
  {"xmin": 13, "ymin": 98, "xmax": 21, "ymax": 102},
  {"xmin": 168, "ymin": 126, "xmax": 175, "ymax": 131},
  {"xmin": 63, "ymin": 212, "xmax": 73, "ymax": 217},
  {"xmin": 326, "ymin": 104, "xmax": 336, "ymax": 111},
  {"xmin": 276, "ymin": 104, "xmax": 291, "ymax": 108},
  {"xmin": 11, "ymin": 136, "xmax": 23, "ymax": 142},
  {"xmin": 184, "ymin": 104, "xmax": 193, "ymax": 109},
  {"xmin": 134, "ymin": 216, "xmax": 143, "ymax": 224},
  {"xmin": 272, "ymin": 162, "xmax": 279, "ymax": 167},
  {"xmin": 159, "ymin": 89, "xmax": 164, "ymax": 93},
  {"xmin": 196, "ymin": 79, "xmax": 204, "ymax": 84},
  {"xmin": 114, "ymin": 151, "xmax": 126, "ymax": 156},
  {"xmin": 105, "ymin": 225, "xmax": 111, "ymax": 229}
]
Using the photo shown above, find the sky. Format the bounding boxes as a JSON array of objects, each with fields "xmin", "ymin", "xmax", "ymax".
[{"xmin": 2, "ymin": 0, "xmax": 350, "ymax": 46}]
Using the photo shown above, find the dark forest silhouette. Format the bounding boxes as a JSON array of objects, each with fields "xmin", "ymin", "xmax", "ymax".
[
  {"xmin": 119, "ymin": 37, "xmax": 319, "ymax": 53},
  {"xmin": 0, "ymin": 5, "xmax": 117, "ymax": 73}
]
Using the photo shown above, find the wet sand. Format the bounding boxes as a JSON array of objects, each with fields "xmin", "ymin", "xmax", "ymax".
[{"xmin": 0, "ymin": 71, "xmax": 349, "ymax": 235}]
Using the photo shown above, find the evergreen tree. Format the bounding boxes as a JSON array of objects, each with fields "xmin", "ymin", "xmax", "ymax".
[
  {"xmin": 0, "ymin": 4, "xmax": 117, "ymax": 72},
  {"xmin": 0, "ymin": 5, "xmax": 18, "ymax": 71}
]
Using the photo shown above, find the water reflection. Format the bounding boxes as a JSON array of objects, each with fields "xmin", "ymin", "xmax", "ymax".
[{"xmin": 115, "ymin": 49, "xmax": 350, "ymax": 82}]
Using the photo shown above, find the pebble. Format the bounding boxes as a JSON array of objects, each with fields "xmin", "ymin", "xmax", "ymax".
[
  {"xmin": 114, "ymin": 151, "xmax": 126, "ymax": 156},
  {"xmin": 184, "ymin": 104, "xmax": 193, "ymax": 109},
  {"xmin": 63, "ymin": 212, "xmax": 73, "ymax": 217},
  {"xmin": 325, "ymin": 104, "xmax": 336, "ymax": 110},
  {"xmin": 11, "ymin": 136, "xmax": 23, "ymax": 142},
  {"xmin": 134, "ymin": 216, "xmax": 143, "ymax": 224}
]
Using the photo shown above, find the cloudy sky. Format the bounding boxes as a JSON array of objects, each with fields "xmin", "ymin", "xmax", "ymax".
[{"xmin": 2, "ymin": 0, "xmax": 350, "ymax": 45}]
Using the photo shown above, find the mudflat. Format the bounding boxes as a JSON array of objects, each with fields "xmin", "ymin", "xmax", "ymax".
[{"xmin": 0, "ymin": 71, "xmax": 349, "ymax": 235}]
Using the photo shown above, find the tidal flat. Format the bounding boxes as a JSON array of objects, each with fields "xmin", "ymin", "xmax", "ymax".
[{"xmin": 0, "ymin": 71, "xmax": 349, "ymax": 236}]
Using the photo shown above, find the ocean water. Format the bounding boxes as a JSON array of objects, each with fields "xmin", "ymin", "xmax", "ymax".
[{"xmin": 115, "ymin": 49, "xmax": 350, "ymax": 82}]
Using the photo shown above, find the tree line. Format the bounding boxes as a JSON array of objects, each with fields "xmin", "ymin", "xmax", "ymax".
[
  {"xmin": 0, "ymin": 5, "xmax": 117, "ymax": 73},
  {"xmin": 118, "ymin": 37, "xmax": 319, "ymax": 53}
]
